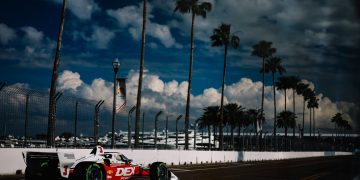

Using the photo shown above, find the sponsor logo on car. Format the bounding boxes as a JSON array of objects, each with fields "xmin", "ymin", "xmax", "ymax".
[{"xmin": 115, "ymin": 167, "xmax": 135, "ymax": 176}]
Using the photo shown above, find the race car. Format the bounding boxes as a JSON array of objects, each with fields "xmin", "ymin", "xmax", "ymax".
[{"xmin": 23, "ymin": 146, "xmax": 179, "ymax": 180}]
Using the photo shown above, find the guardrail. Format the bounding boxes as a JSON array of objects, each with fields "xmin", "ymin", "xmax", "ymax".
[{"xmin": 0, "ymin": 148, "xmax": 353, "ymax": 175}]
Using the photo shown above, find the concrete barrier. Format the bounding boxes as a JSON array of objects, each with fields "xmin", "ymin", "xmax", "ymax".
[{"xmin": 0, "ymin": 148, "xmax": 353, "ymax": 175}]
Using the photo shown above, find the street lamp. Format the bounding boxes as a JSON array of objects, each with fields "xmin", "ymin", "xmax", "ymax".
[
  {"xmin": 154, "ymin": 111, "xmax": 163, "ymax": 149},
  {"xmin": 111, "ymin": 58, "xmax": 120, "ymax": 149},
  {"xmin": 176, "ymin": 115, "xmax": 183, "ymax": 149},
  {"xmin": 128, "ymin": 106, "xmax": 136, "ymax": 148}
]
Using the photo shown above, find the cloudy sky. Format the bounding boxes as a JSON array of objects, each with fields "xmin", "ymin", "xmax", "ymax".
[{"xmin": 0, "ymin": 0, "xmax": 359, "ymax": 133}]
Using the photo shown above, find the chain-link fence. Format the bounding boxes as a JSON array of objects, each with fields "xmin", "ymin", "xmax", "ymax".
[{"xmin": 0, "ymin": 85, "xmax": 118, "ymax": 148}]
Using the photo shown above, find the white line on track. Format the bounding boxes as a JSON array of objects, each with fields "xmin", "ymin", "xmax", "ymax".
[{"xmin": 170, "ymin": 164, "xmax": 254, "ymax": 172}]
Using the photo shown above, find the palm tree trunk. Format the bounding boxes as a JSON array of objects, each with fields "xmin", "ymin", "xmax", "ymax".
[
  {"xmin": 292, "ymin": 89, "xmax": 296, "ymax": 138},
  {"xmin": 208, "ymin": 125, "xmax": 211, "ymax": 150},
  {"xmin": 134, "ymin": 0, "xmax": 147, "ymax": 148},
  {"xmin": 313, "ymin": 108, "xmax": 315, "ymax": 136},
  {"xmin": 237, "ymin": 126, "xmax": 241, "ymax": 150},
  {"xmin": 309, "ymin": 107, "xmax": 312, "ymax": 137},
  {"xmin": 259, "ymin": 57, "xmax": 265, "ymax": 150},
  {"xmin": 219, "ymin": 44, "xmax": 228, "ymax": 150},
  {"xmin": 231, "ymin": 124, "xmax": 234, "ymax": 150},
  {"xmin": 261, "ymin": 57, "xmax": 265, "ymax": 134},
  {"xmin": 272, "ymin": 73, "xmax": 276, "ymax": 138},
  {"xmin": 302, "ymin": 98, "xmax": 305, "ymax": 138},
  {"xmin": 184, "ymin": 12, "xmax": 196, "ymax": 150},
  {"xmin": 284, "ymin": 89, "xmax": 287, "ymax": 145},
  {"xmin": 284, "ymin": 90, "xmax": 287, "ymax": 111},
  {"xmin": 47, "ymin": 0, "xmax": 67, "ymax": 147}
]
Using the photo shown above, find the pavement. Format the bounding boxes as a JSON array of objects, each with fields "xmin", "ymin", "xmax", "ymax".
[
  {"xmin": 1, "ymin": 155, "xmax": 359, "ymax": 180},
  {"xmin": 170, "ymin": 155, "xmax": 360, "ymax": 180}
]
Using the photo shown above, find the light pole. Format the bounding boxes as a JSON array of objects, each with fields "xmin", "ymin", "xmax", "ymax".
[
  {"xmin": 154, "ymin": 111, "xmax": 163, "ymax": 149},
  {"xmin": 176, "ymin": 115, "xmax": 183, "ymax": 149},
  {"xmin": 128, "ymin": 106, "xmax": 136, "ymax": 148},
  {"xmin": 111, "ymin": 58, "xmax": 120, "ymax": 149}
]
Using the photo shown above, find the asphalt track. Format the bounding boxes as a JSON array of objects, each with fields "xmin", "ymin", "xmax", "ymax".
[
  {"xmin": 170, "ymin": 155, "xmax": 360, "ymax": 180},
  {"xmin": 0, "ymin": 155, "xmax": 359, "ymax": 180}
]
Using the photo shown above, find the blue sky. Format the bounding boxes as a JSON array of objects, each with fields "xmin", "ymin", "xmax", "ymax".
[{"xmin": 1, "ymin": 0, "xmax": 360, "ymax": 132}]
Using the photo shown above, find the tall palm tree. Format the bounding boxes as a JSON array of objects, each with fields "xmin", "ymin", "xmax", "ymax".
[
  {"xmin": 277, "ymin": 110, "xmax": 296, "ymax": 139},
  {"xmin": 246, "ymin": 108, "xmax": 265, "ymax": 149},
  {"xmin": 296, "ymin": 82, "xmax": 310, "ymax": 138},
  {"xmin": 263, "ymin": 57, "xmax": 285, "ymax": 138},
  {"xmin": 306, "ymin": 89, "xmax": 315, "ymax": 136},
  {"xmin": 47, "ymin": 0, "xmax": 67, "ymax": 147},
  {"xmin": 252, "ymin": 40, "xmax": 276, "ymax": 132},
  {"xmin": 174, "ymin": 0, "xmax": 212, "ymax": 150},
  {"xmin": 310, "ymin": 96, "xmax": 319, "ymax": 135},
  {"xmin": 276, "ymin": 76, "xmax": 292, "ymax": 111},
  {"xmin": 134, "ymin": 0, "xmax": 148, "ymax": 148},
  {"xmin": 197, "ymin": 106, "xmax": 219, "ymax": 150},
  {"xmin": 224, "ymin": 103, "xmax": 243, "ymax": 150},
  {"xmin": 210, "ymin": 23, "xmax": 240, "ymax": 150},
  {"xmin": 236, "ymin": 107, "xmax": 247, "ymax": 150},
  {"xmin": 331, "ymin": 113, "xmax": 342, "ymax": 137},
  {"xmin": 288, "ymin": 76, "xmax": 300, "ymax": 137}
]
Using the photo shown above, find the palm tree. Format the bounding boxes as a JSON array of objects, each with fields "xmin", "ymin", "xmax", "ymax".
[
  {"xmin": 263, "ymin": 57, "xmax": 285, "ymax": 138},
  {"xmin": 306, "ymin": 91, "xmax": 316, "ymax": 137},
  {"xmin": 331, "ymin": 113, "xmax": 342, "ymax": 137},
  {"xmin": 277, "ymin": 110, "xmax": 296, "ymax": 139},
  {"xmin": 210, "ymin": 23, "xmax": 240, "ymax": 150},
  {"xmin": 224, "ymin": 103, "xmax": 244, "ymax": 150},
  {"xmin": 252, "ymin": 40, "xmax": 276, "ymax": 131},
  {"xmin": 134, "ymin": 0, "xmax": 148, "ymax": 148},
  {"xmin": 310, "ymin": 96, "xmax": 319, "ymax": 135},
  {"xmin": 246, "ymin": 109, "xmax": 265, "ymax": 149},
  {"xmin": 175, "ymin": 0, "xmax": 212, "ymax": 150},
  {"xmin": 197, "ymin": 106, "xmax": 219, "ymax": 150},
  {"xmin": 276, "ymin": 76, "xmax": 292, "ymax": 111},
  {"xmin": 296, "ymin": 82, "xmax": 310, "ymax": 138},
  {"xmin": 47, "ymin": 0, "xmax": 67, "ymax": 147},
  {"xmin": 236, "ymin": 107, "xmax": 247, "ymax": 150},
  {"xmin": 288, "ymin": 76, "xmax": 300, "ymax": 137}
]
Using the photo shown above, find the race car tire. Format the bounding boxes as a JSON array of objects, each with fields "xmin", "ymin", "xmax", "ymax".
[
  {"xmin": 85, "ymin": 163, "xmax": 106, "ymax": 180},
  {"xmin": 25, "ymin": 167, "xmax": 35, "ymax": 180},
  {"xmin": 150, "ymin": 162, "xmax": 169, "ymax": 180}
]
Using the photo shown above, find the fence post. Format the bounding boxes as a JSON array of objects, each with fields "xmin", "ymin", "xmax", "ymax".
[
  {"xmin": 154, "ymin": 111, "xmax": 163, "ymax": 149},
  {"xmin": 24, "ymin": 94, "xmax": 29, "ymax": 147},
  {"xmin": 142, "ymin": 112, "xmax": 145, "ymax": 148},
  {"xmin": 94, "ymin": 100, "xmax": 104, "ymax": 145},
  {"xmin": 74, "ymin": 100, "xmax": 78, "ymax": 147},
  {"xmin": 128, "ymin": 106, "xmax": 136, "ymax": 148},
  {"xmin": 53, "ymin": 92, "xmax": 63, "ymax": 145}
]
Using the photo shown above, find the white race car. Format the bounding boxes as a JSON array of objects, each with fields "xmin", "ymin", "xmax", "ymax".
[{"xmin": 23, "ymin": 146, "xmax": 179, "ymax": 180}]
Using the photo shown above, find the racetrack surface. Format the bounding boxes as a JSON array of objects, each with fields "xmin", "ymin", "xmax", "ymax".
[
  {"xmin": 170, "ymin": 155, "xmax": 360, "ymax": 180},
  {"xmin": 1, "ymin": 155, "xmax": 359, "ymax": 180}
]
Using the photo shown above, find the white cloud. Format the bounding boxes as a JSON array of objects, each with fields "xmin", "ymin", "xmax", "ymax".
[
  {"xmin": 57, "ymin": 69, "xmax": 358, "ymax": 130},
  {"xmin": 52, "ymin": 0, "xmax": 100, "ymax": 20},
  {"xmin": 0, "ymin": 23, "xmax": 16, "ymax": 45},
  {"xmin": 71, "ymin": 26, "xmax": 115, "ymax": 49},
  {"xmin": 58, "ymin": 70, "xmax": 83, "ymax": 91},
  {"xmin": 91, "ymin": 26, "xmax": 115, "ymax": 49},
  {"xmin": 0, "ymin": 24, "xmax": 56, "ymax": 68},
  {"xmin": 21, "ymin": 26, "xmax": 44, "ymax": 44},
  {"xmin": 107, "ymin": 3, "xmax": 182, "ymax": 48}
]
